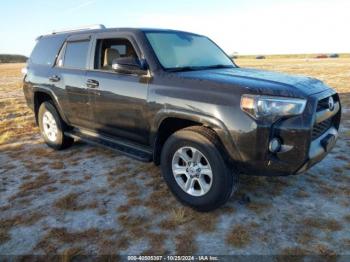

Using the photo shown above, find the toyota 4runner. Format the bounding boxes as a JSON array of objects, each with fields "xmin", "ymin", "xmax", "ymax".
[{"xmin": 23, "ymin": 25, "xmax": 341, "ymax": 211}]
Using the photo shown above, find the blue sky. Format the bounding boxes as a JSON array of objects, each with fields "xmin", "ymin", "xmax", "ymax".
[{"xmin": 0, "ymin": 0, "xmax": 349, "ymax": 56}]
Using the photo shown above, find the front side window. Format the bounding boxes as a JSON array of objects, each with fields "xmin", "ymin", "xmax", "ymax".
[
  {"xmin": 94, "ymin": 38, "xmax": 138, "ymax": 71},
  {"xmin": 145, "ymin": 32, "xmax": 234, "ymax": 70},
  {"xmin": 63, "ymin": 41, "xmax": 90, "ymax": 69}
]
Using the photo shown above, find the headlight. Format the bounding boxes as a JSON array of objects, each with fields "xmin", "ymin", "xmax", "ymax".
[{"xmin": 240, "ymin": 94, "xmax": 306, "ymax": 119}]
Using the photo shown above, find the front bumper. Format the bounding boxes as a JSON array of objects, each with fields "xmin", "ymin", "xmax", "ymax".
[
  {"xmin": 296, "ymin": 126, "xmax": 338, "ymax": 173},
  {"xmin": 233, "ymin": 89, "xmax": 341, "ymax": 176}
]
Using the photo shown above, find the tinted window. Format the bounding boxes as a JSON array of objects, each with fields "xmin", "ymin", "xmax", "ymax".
[
  {"xmin": 94, "ymin": 38, "xmax": 138, "ymax": 71},
  {"xmin": 30, "ymin": 35, "xmax": 65, "ymax": 66},
  {"xmin": 63, "ymin": 41, "xmax": 90, "ymax": 69},
  {"xmin": 110, "ymin": 45, "xmax": 126, "ymax": 55}
]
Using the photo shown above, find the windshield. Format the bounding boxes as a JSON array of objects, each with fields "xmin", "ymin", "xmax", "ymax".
[{"xmin": 145, "ymin": 32, "xmax": 235, "ymax": 71}]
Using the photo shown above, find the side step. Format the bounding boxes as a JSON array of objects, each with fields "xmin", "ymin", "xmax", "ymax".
[{"xmin": 65, "ymin": 128, "xmax": 153, "ymax": 162}]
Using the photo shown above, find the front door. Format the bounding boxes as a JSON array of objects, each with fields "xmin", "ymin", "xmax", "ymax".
[{"xmin": 86, "ymin": 35, "xmax": 150, "ymax": 145}]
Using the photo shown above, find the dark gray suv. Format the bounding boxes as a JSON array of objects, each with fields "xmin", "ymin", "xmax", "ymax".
[{"xmin": 23, "ymin": 25, "xmax": 341, "ymax": 211}]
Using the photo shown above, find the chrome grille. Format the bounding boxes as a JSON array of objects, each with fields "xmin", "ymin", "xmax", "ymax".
[
  {"xmin": 312, "ymin": 95, "xmax": 337, "ymax": 140},
  {"xmin": 312, "ymin": 118, "xmax": 333, "ymax": 140}
]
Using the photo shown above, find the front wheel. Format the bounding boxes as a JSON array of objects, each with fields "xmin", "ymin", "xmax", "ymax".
[
  {"xmin": 160, "ymin": 126, "xmax": 238, "ymax": 211},
  {"xmin": 38, "ymin": 101, "xmax": 74, "ymax": 150}
]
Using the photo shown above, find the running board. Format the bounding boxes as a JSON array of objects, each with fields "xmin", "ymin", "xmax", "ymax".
[{"xmin": 65, "ymin": 128, "xmax": 153, "ymax": 162}]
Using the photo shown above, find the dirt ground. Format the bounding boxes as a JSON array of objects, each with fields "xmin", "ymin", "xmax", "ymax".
[{"xmin": 0, "ymin": 59, "xmax": 349, "ymax": 258}]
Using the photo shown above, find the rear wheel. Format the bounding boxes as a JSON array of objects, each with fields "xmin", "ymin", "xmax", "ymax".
[
  {"xmin": 38, "ymin": 101, "xmax": 74, "ymax": 150},
  {"xmin": 160, "ymin": 126, "xmax": 239, "ymax": 211}
]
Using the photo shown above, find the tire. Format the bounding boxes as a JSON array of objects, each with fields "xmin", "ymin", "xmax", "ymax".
[
  {"xmin": 38, "ymin": 101, "xmax": 74, "ymax": 150},
  {"xmin": 160, "ymin": 126, "xmax": 239, "ymax": 211}
]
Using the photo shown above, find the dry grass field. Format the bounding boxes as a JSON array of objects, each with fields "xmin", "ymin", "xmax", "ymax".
[{"xmin": 0, "ymin": 58, "xmax": 349, "ymax": 258}]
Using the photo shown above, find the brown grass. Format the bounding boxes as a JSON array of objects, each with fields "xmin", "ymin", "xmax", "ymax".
[
  {"xmin": 0, "ymin": 78, "xmax": 37, "ymax": 145},
  {"xmin": 117, "ymin": 214, "xmax": 148, "ymax": 229},
  {"xmin": 175, "ymin": 229, "xmax": 197, "ymax": 254},
  {"xmin": 0, "ymin": 212, "xmax": 45, "ymax": 244},
  {"xmin": 46, "ymin": 186, "xmax": 58, "ymax": 192},
  {"xmin": 158, "ymin": 206, "xmax": 220, "ymax": 233},
  {"xmin": 236, "ymin": 57, "xmax": 350, "ymax": 93},
  {"xmin": 113, "ymin": 164, "xmax": 130, "ymax": 174},
  {"xmin": 48, "ymin": 228, "xmax": 99, "ymax": 243},
  {"xmin": 246, "ymin": 201, "xmax": 272, "ymax": 214},
  {"xmin": 226, "ymin": 224, "xmax": 251, "ymax": 248},
  {"xmin": 296, "ymin": 229, "xmax": 314, "ymax": 245},
  {"xmin": 61, "ymin": 247, "xmax": 83, "ymax": 262},
  {"xmin": 312, "ymin": 244, "xmax": 337, "ymax": 256},
  {"xmin": 54, "ymin": 193, "xmax": 80, "ymax": 210},
  {"xmin": 95, "ymin": 188, "xmax": 108, "ymax": 194},
  {"xmin": 265, "ymin": 177, "xmax": 290, "ymax": 196},
  {"xmin": 294, "ymin": 189, "xmax": 310, "ymax": 198},
  {"xmin": 97, "ymin": 208, "xmax": 107, "ymax": 216},
  {"xmin": 144, "ymin": 232, "xmax": 167, "ymax": 254},
  {"xmin": 98, "ymin": 238, "xmax": 129, "ymax": 254},
  {"xmin": 170, "ymin": 207, "xmax": 191, "ymax": 225},
  {"xmin": 335, "ymin": 155, "xmax": 349, "ymax": 161},
  {"xmin": 302, "ymin": 217, "xmax": 342, "ymax": 232},
  {"xmin": 35, "ymin": 228, "xmax": 102, "ymax": 254},
  {"xmin": 19, "ymin": 173, "xmax": 52, "ymax": 192},
  {"xmin": 0, "ymin": 205, "xmax": 11, "ymax": 212},
  {"xmin": 343, "ymin": 214, "xmax": 350, "ymax": 223},
  {"xmin": 9, "ymin": 173, "xmax": 54, "ymax": 201},
  {"xmin": 54, "ymin": 193, "xmax": 98, "ymax": 211},
  {"xmin": 49, "ymin": 161, "xmax": 65, "ymax": 170},
  {"xmin": 144, "ymin": 188, "xmax": 174, "ymax": 211},
  {"xmin": 317, "ymin": 184, "xmax": 337, "ymax": 196},
  {"xmin": 127, "ymin": 197, "xmax": 142, "ymax": 206},
  {"xmin": 116, "ymin": 204, "xmax": 131, "ymax": 213}
]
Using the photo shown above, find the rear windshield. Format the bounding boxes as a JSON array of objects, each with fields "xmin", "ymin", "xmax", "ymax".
[{"xmin": 29, "ymin": 35, "xmax": 65, "ymax": 66}]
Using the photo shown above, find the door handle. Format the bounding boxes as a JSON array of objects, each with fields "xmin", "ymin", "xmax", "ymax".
[
  {"xmin": 86, "ymin": 79, "xmax": 99, "ymax": 88},
  {"xmin": 49, "ymin": 75, "xmax": 60, "ymax": 82}
]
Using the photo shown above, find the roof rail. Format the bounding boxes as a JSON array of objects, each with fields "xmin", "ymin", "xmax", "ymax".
[{"xmin": 52, "ymin": 24, "xmax": 106, "ymax": 34}]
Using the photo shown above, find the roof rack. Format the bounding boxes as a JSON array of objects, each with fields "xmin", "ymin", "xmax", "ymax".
[{"xmin": 52, "ymin": 24, "xmax": 106, "ymax": 34}]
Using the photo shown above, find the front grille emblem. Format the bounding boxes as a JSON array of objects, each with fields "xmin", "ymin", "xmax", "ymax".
[{"xmin": 328, "ymin": 96, "xmax": 334, "ymax": 111}]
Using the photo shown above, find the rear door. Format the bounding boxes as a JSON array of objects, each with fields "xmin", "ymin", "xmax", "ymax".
[
  {"xmin": 55, "ymin": 34, "xmax": 95, "ymax": 129},
  {"xmin": 86, "ymin": 32, "xmax": 150, "ymax": 145}
]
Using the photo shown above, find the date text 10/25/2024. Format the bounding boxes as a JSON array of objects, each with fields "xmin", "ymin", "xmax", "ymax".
[{"xmin": 127, "ymin": 256, "xmax": 219, "ymax": 261}]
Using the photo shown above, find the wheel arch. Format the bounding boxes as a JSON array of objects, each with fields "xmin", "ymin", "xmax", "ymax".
[
  {"xmin": 33, "ymin": 88, "xmax": 69, "ymax": 125},
  {"xmin": 152, "ymin": 108, "xmax": 242, "ymax": 165}
]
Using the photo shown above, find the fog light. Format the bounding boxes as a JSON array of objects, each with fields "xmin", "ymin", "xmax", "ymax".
[{"xmin": 269, "ymin": 138, "xmax": 281, "ymax": 153}]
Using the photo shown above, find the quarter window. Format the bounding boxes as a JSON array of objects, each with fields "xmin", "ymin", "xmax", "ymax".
[
  {"xmin": 63, "ymin": 41, "xmax": 90, "ymax": 69},
  {"xmin": 30, "ymin": 35, "xmax": 65, "ymax": 66}
]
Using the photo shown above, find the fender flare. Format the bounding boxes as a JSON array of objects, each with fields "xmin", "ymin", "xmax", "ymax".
[
  {"xmin": 151, "ymin": 108, "xmax": 242, "ymax": 162},
  {"xmin": 32, "ymin": 86, "xmax": 70, "ymax": 125}
]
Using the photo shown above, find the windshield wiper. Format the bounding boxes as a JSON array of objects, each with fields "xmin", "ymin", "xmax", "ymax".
[
  {"xmin": 202, "ymin": 64, "xmax": 235, "ymax": 70},
  {"xmin": 166, "ymin": 64, "xmax": 234, "ymax": 72},
  {"xmin": 166, "ymin": 66, "xmax": 203, "ymax": 72}
]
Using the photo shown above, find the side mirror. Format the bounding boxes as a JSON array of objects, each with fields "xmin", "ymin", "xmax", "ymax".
[{"xmin": 112, "ymin": 57, "xmax": 148, "ymax": 75}]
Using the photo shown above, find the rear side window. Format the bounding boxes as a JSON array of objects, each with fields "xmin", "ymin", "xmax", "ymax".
[
  {"xmin": 63, "ymin": 41, "xmax": 90, "ymax": 69},
  {"xmin": 29, "ymin": 35, "xmax": 65, "ymax": 66}
]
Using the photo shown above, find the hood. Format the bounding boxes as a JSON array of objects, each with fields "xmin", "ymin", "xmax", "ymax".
[{"xmin": 176, "ymin": 67, "xmax": 331, "ymax": 97}]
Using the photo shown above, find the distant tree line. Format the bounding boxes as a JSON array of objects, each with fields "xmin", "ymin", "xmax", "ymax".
[{"xmin": 0, "ymin": 54, "xmax": 28, "ymax": 63}]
